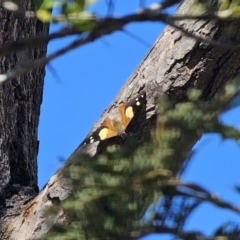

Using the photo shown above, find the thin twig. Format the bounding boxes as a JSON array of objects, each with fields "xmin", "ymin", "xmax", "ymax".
[
  {"xmin": 0, "ymin": 27, "xmax": 81, "ymax": 57},
  {"xmin": 163, "ymin": 180, "xmax": 240, "ymax": 215},
  {"xmin": 1, "ymin": 10, "xmax": 239, "ymax": 83},
  {"xmin": 132, "ymin": 225, "xmax": 238, "ymax": 240},
  {"xmin": 0, "ymin": 12, "xmax": 234, "ymax": 58}
]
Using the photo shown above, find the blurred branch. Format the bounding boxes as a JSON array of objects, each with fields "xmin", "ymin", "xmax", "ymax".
[
  {"xmin": 0, "ymin": 11, "xmax": 227, "ymax": 58},
  {"xmin": 131, "ymin": 179, "xmax": 240, "ymax": 239},
  {"xmin": 133, "ymin": 225, "xmax": 239, "ymax": 240},
  {"xmin": 161, "ymin": 180, "xmax": 240, "ymax": 215},
  {"xmin": 0, "ymin": 27, "xmax": 80, "ymax": 57},
  {"xmin": 0, "ymin": 6, "xmax": 238, "ymax": 83}
]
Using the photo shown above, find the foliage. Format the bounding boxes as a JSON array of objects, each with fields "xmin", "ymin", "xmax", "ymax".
[
  {"xmin": 41, "ymin": 79, "xmax": 240, "ymax": 240},
  {"xmin": 1, "ymin": 1, "xmax": 240, "ymax": 239},
  {"xmin": 35, "ymin": 0, "xmax": 97, "ymax": 30},
  {"xmin": 28, "ymin": 0, "xmax": 240, "ymax": 32},
  {"xmin": 190, "ymin": 0, "xmax": 240, "ymax": 17},
  {"xmin": 3, "ymin": 0, "xmax": 240, "ymax": 84},
  {"xmin": 33, "ymin": 0, "xmax": 240, "ymax": 29}
]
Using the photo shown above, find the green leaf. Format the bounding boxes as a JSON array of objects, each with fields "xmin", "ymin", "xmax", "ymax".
[
  {"xmin": 38, "ymin": 0, "xmax": 54, "ymax": 10},
  {"xmin": 75, "ymin": 0, "xmax": 85, "ymax": 12},
  {"xmin": 232, "ymin": 6, "xmax": 240, "ymax": 15},
  {"xmin": 219, "ymin": 0, "xmax": 230, "ymax": 11},
  {"xmin": 36, "ymin": 9, "xmax": 52, "ymax": 22}
]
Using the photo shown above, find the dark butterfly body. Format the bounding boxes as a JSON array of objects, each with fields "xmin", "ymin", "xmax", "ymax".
[{"xmin": 82, "ymin": 90, "xmax": 146, "ymax": 145}]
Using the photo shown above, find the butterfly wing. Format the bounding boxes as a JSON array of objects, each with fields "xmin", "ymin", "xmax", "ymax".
[
  {"xmin": 82, "ymin": 117, "xmax": 118, "ymax": 145},
  {"xmin": 118, "ymin": 103, "xmax": 130, "ymax": 129},
  {"xmin": 100, "ymin": 117, "xmax": 119, "ymax": 138},
  {"xmin": 83, "ymin": 90, "xmax": 146, "ymax": 145},
  {"xmin": 82, "ymin": 127, "xmax": 104, "ymax": 145},
  {"xmin": 119, "ymin": 90, "xmax": 147, "ymax": 129},
  {"xmin": 125, "ymin": 90, "xmax": 146, "ymax": 113}
]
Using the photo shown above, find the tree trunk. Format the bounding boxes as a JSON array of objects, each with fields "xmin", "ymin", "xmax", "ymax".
[
  {"xmin": 2, "ymin": 0, "xmax": 240, "ymax": 239},
  {"xmin": 0, "ymin": 1, "xmax": 49, "ymax": 239}
]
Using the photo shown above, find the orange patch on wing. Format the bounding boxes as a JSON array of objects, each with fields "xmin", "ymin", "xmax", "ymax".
[{"xmin": 82, "ymin": 90, "xmax": 146, "ymax": 145}]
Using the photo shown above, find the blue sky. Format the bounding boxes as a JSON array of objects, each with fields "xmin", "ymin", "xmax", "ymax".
[{"xmin": 38, "ymin": 0, "xmax": 240, "ymax": 239}]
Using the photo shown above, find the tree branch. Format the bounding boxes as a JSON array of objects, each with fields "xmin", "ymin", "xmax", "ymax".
[
  {"xmin": 133, "ymin": 225, "xmax": 239, "ymax": 240},
  {"xmin": 0, "ymin": 8, "xmax": 238, "ymax": 83},
  {"xmin": 162, "ymin": 180, "xmax": 240, "ymax": 215}
]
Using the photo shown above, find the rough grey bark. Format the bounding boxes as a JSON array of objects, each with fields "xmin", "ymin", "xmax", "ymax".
[
  {"xmin": 2, "ymin": 0, "xmax": 240, "ymax": 239},
  {"xmin": 0, "ymin": 1, "xmax": 49, "ymax": 239}
]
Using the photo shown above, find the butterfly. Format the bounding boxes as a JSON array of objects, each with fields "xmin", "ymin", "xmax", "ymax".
[{"xmin": 82, "ymin": 90, "xmax": 146, "ymax": 145}]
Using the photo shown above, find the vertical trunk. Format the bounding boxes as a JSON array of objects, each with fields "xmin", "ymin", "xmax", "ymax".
[
  {"xmin": 1, "ymin": 0, "xmax": 240, "ymax": 239},
  {"xmin": 0, "ymin": 1, "xmax": 49, "ymax": 238}
]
